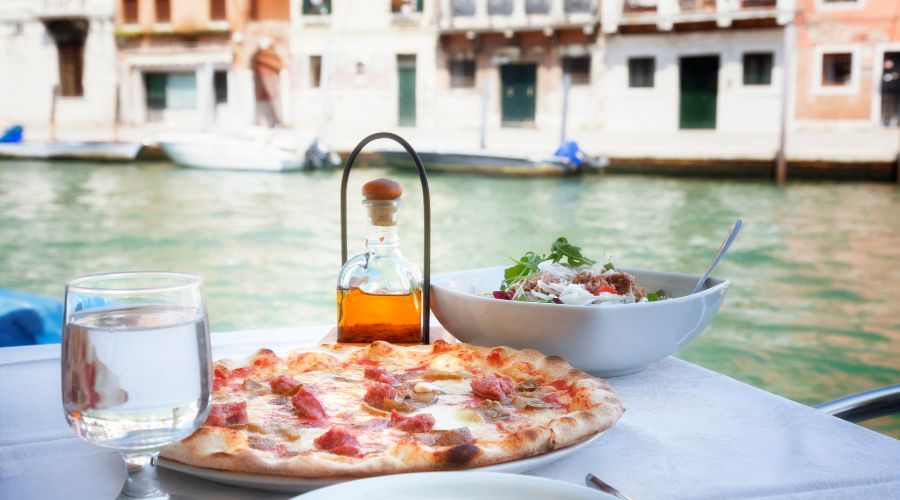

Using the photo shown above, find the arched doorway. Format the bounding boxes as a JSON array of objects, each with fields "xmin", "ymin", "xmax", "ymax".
[{"xmin": 253, "ymin": 48, "xmax": 283, "ymax": 127}]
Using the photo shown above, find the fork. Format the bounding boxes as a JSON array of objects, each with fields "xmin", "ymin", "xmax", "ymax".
[{"xmin": 585, "ymin": 473, "xmax": 634, "ymax": 500}]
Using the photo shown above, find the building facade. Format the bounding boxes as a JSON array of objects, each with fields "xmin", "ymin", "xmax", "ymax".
[
  {"xmin": 114, "ymin": 0, "xmax": 294, "ymax": 130},
  {"xmin": 601, "ymin": 0, "xmax": 793, "ymax": 134},
  {"xmin": 794, "ymin": 0, "xmax": 900, "ymax": 129},
  {"xmin": 0, "ymin": 0, "xmax": 118, "ymax": 131},
  {"xmin": 290, "ymin": 0, "xmax": 439, "ymax": 137}
]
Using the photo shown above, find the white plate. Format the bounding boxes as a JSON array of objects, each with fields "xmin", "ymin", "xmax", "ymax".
[
  {"xmin": 293, "ymin": 471, "xmax": 617, "ymax": 500},
  {"xmin": 158, "ymin": 432, "xmax": 602, "ymax": 494}
]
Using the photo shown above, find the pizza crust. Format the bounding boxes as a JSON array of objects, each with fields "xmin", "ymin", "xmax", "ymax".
[{"xmin": 161, "ymin": 341, "xmax": 623, "ymax": 478}]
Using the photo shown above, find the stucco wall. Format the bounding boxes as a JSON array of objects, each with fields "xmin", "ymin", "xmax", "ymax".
[
  {"xmin": 0, "ymin": 1, "xmax": 117, "ymax": 130},
  {"xmin": 603, "ymin": 29, "xmax": 784, "ymax": 134}
]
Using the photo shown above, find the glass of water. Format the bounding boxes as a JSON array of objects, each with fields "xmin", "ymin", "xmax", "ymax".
[{"xmin": 62, "ymin": 272, "xmax": 211, "ymax": 499}]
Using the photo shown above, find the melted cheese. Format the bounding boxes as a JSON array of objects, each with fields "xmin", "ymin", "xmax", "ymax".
[{"xmin": 208, "ymin": 344, "xmax": 573, "ymax": 458}]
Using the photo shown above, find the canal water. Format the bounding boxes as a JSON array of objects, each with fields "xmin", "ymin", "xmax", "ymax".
[{"xmin": 2, "ymin": 159, "xmax": 899, "ymax": 437}]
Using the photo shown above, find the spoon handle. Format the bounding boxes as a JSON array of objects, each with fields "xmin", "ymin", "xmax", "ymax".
[{"xmin": 691, "ymin": 219, "xmax": 742, "ymax": 295}]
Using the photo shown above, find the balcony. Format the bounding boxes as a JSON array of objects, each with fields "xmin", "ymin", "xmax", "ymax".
[
  {"xmin": 37, "ymin": 0, "xmax": 112, "ymax": 19},
  {"xmin": 603, "ymin": 0, "xmax": 793, "ymax": 33},
  {"xmin": 439, "ymin": 0, "xmax": 598, "ymax": 33}
]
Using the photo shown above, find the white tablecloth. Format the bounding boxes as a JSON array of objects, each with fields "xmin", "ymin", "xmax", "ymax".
[{"xmin": 2, "ymin": 326, "xmax": 899, "ymax": 500}]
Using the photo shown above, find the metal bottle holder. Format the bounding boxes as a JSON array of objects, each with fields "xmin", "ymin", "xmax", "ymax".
[{"xmin": 340, "ymin": 132, "xmax": 431, "ymax": 344}]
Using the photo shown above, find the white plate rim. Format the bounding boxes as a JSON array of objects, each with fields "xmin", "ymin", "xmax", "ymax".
[
  {"xmin": 158, "ymin": 432, "xmax": 604, "ymax": 494},
  {"xmin": 291, "ymin": 471, "xmax": 618, "ymax": 500}
]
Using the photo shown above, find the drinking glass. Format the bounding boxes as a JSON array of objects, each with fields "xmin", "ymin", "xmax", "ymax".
[{"xmin": 62, "ymin": 272, "xmax": 212, "ymax": 499}]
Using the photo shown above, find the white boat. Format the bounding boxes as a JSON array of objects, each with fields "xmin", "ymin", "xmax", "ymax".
[
  {"xmin": 158, "ymin": 134, "xmax": 306, "ymax": 172},
  {"xmin": 0, "ymin": 141, "xmax": 143, "ymax": 162}
]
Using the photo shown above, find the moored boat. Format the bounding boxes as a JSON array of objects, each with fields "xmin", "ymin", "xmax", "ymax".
[
  {"xmin": 158, "ymin": 132, "xmax": 339, "ymax": 172},
  {"xmin": 376, "ymin": 148, "xmax": 580, "ymax": 176},
  {"xmin": 0, "ymin": 141, "xmax": 144, "ymax": 162}
]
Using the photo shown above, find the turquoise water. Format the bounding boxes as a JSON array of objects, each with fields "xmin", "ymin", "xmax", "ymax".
[{"xmin": 2, "ymin": 159, "xmax": 899, "ymax": 437}]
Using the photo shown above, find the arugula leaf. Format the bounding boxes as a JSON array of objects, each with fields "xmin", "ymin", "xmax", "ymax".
[
  {"xmin": 502, "ymin": 251, "xmax": 544, "ymax": 289},
  {"xmin": 548, "ymin": 237, "xmax": 596, "ymax": 268},
  {"xmin": 502, "ymin": 237, "xmax": 599, "ymax": 289}
]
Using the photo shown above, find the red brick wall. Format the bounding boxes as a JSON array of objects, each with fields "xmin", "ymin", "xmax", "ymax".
[{"xmin": 794, "ymin": 0, "xmax": 900, "ymax": 121}]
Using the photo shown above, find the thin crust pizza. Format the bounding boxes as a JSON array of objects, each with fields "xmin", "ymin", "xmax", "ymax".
[{"xmin": 161, "ymin": 341, "xmax": 623, "ymax": 477}]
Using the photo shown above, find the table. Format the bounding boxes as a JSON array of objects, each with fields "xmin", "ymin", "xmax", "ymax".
[{"xmin": 2, "ymin": 326, "xmax": 899, "ymax": 499}]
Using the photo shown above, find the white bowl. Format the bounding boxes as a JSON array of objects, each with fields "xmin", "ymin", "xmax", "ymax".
[{"xmin": 430, "ymin": 266, "xmax": 729, "ymax": 377}]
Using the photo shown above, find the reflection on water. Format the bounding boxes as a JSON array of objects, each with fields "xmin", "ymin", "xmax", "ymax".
[{"xmin": 2, "ymin": 160, "xmax": 899, "ymax": 437}]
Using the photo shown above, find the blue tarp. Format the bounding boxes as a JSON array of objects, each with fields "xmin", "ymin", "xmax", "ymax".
[
  {"xmin": 0, "ymin": 289, "xmax": 62, "ymax": 347},
  {"xmin": 0, "ymin": 125, "xmax": 23, "ymax": 144},
  {"xmin": 554, "ymin": 140, "xmax": 586, "ymax": 167}
]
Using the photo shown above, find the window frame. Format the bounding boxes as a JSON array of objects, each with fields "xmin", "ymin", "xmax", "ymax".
[
  {"xmin": 742, "ymin": 52, "xmax": 773, "ymax": 86},
  {"xmin": 302, "ymin": 0, "xmax": 332, "ymax": 15},
  {"xmin": 310, "ymin": 55, "xmax": 322, "ymax": 88},
  {"xmin": 627, "ymin": 56, "xmax": 655, "ymax": 89},
  {"xmin": 154, "ymin": 0, "xmax": 171, "ymax": 23},
  {"xmin": 815, "ymin": 0, "xmax": 865, "ymax": 13},
  {"xmin": 812, "ymin": 45, "xmax": 860, "ymax": 96},
  {"xmin": 122, "ymin": 0, "xmax": 139, "ymax": 24},
  {"xmin": 210, "ymin": 0, "xmax": 227, "ymax": 21},
  {"xmin": 561, "ymin": 55, "xmax": 591, "ymax": 86},
  {"xmin": 448, "ymin": 59, "xmax": 476, "ymax": 89}
]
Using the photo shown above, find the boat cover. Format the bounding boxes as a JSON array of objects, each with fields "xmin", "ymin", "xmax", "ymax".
[
  {"xmin": 554, "ymin": 141, "xmax": 586, "ymax": 167},
  {"xmin": 0, "ymin": 289, "xmax": 62, "ymax": 347},
  {"xmin": 0, "ymin": 125, "xmax": 23, "ymax": 144}
]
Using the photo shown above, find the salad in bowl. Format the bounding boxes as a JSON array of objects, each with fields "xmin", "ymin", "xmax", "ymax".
[
  {"xmin": 492, "ymin": 237, "xmax": 666, "ymax": 306},
  {"xmin": 431, "ymin": 237, "xmax": 729, "ymax": 376}
]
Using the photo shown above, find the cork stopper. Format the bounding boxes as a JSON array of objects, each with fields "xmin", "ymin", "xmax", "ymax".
[
  {"xmin": 362, "ymin": 178, "xmax": 403, "ymax": 201},
  {"xmin": 362, "ymin": 178, "xmax": 402, "ymax": 227}
]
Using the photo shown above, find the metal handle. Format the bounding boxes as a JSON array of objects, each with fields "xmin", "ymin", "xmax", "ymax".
[
  {"xmin": 816, "ymin": 384, "xmax": 900, "ymax": 423},
  {"xmin": 340, "ymin": 132, "xmax": 431, "ymax": 344}
]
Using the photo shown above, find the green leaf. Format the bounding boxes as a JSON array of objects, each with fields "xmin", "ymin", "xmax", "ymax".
[
  {"xmin": 548, "ymin": 237, "xmax": 596, "ymax": 268},
  {"xmin": 647, "ymin": 289, "xmax": 668, "ymax": 302},
  {"xmin": 603, "ymin": 261, "xmax": 615, "ymax": 271}
]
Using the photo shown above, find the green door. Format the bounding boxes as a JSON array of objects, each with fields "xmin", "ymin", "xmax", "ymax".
[
  {"xmin": 679, "ymin": 56, "xmax": 719, "ymax": 129},
  {"xmin": 397, "ymin": 55, "xmax": 416, "ymax": 127},
  {"xmin": 501, "ymin": 64, "xmax": 537, "ymax": 125}
]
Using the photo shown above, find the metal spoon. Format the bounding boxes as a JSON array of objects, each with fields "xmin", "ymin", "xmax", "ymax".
[
  {"xmin": 690, "ymin": 219, "xmax": 742, "ymax": 295},
  {"xmin": 585, "ymin": 473, "xmax": 633, "ymax": 500}
]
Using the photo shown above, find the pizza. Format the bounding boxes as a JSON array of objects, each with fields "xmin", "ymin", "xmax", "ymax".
[{"xmin": 161, "ymin": 340, "xmax": 623, "ymax": 477}]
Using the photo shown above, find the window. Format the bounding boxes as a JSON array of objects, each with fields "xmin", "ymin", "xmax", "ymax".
[
  {"xmin": 743, "ymin": 52, "xmax": 773, "ymax": 85},
  {"xmin": 391, "ymin": 0, "xmax": 423, "ymax": 13},
  {"xmin": 449, "ymin": 59, "xmax": 475, "ymax": 88},
  {"xmin": 451, "ymin": 0, "xmax": 476, "ymax": 16},
  {"xmin": 155, "ymin": 0, "xmax": 171, "ymax": 22},
  {"xmin": 628, "ymin": 57, "xmax": 655, "ymax": 88},
  {"xmin": 214, "ymin": 70, "xmax": 228, "ymax": 104},
  {"xmin": 489, "ymin": 0, "xmax": 513, "ymax": 15},
  {"xmin": 210, "ymin": 0, "xmax": 227, "ymax": 20},
  {"xmin": 526, "ymin": 0, "xmax": 550, "ymax": 14},
  {"xmin": 302, "ymin": 0, "xmax": 331, "ymax": 15},
  {"xmin": 123, "ymin": 0, "xmax": 139, "ymax": 23},
  {"xmin": 57, "ymin": 43, "xmax": 85, "ymax": 97},
  {"xmin": 143, "ymin": 72, "xmax": 197, "ymax": 112},
  {"xmin": 822, "ymin": 53, "xmax": 852, "ymax": 86},
  {"xmin": 562, "ymin": 55, "xmax": 591, "ymax": 85},
  {"xmin": 564, "ymin": 0, "xmax": 592, "ymax": 13},
  {"xmin": 310, "ymin": 55, "xmax": 322, "ymax": 87}
]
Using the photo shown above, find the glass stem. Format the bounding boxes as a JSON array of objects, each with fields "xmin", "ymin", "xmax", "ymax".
[{"xmin": 120, "ymin": 452, "xmax": 166, "ymax": 499}]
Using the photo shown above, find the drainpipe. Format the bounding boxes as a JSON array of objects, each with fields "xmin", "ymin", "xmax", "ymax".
[
  {"xmin": 560, "ymin": 73, "xmax": 571, "ymax": 145},
  {"xmin": 49, "ymin": 85, "xmax": 59, "ymax": 142},
  {"xmin": 775, "ymin": 18, "xmax": 794, "ymax": 184},
  {"xmin": 479, "ymin": 76, "xmax": 488, "ymax": 149}
]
